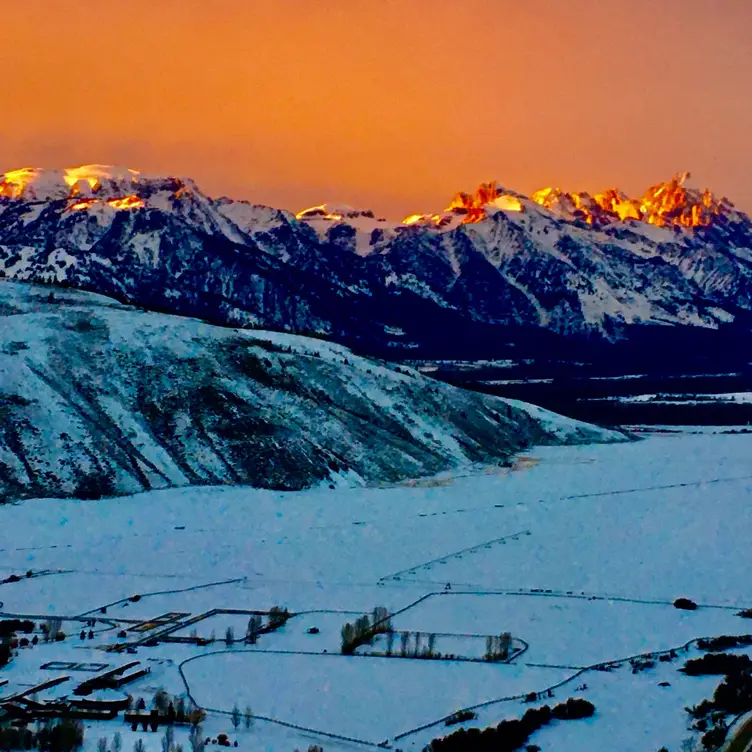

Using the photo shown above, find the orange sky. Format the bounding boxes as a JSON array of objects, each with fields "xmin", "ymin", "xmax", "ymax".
[{"xmin": 2, "ymin": 0, "xmax": 751, "ymax": 218}]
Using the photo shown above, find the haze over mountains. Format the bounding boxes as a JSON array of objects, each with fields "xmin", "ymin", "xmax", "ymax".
[{"xmin": 1, "ymin": 165, "xmax": 751, "ymax": 371}]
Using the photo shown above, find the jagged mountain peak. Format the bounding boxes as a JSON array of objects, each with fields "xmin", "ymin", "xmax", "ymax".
[
  {"xmin": 0, "ymin": 164, "xmax": 207, "ymax": 213},
  {"xmin": 0, "ymin": 165, "xmax": 141, "ymax": 201},
  {"xmin": 1, "ymin": 163, "xmax": 751, "ymax": 366},
  {"xmin": 393, "ymin": 174, "xmax": 743, "ymax": 232}
]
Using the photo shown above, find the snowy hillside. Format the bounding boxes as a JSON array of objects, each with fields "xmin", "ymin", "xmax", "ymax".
[
  {"xmin": 0, "ymin": 282, "xmax": 623, "ymax": 502},
  {"xmin": 0, "ymin": 429, "xmax": 750, "ymax": 751},
  {"xmin": 1, "ymin": 166, "xmax": 752, "ymax": 369}
]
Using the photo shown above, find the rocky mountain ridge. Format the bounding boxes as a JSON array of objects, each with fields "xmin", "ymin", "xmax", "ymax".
[{"xmin": 1, "ymin": 166, "xmax": 751, "ymax": 368}]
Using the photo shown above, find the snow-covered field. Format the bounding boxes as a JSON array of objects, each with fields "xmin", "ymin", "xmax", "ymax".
[
  {"xmin": 1, "ymin": 429, "xmax": 752, "ymax": 751},
  {"xmin": 589, "ymin": 392, "xmax": 752, "ymax": 404}
]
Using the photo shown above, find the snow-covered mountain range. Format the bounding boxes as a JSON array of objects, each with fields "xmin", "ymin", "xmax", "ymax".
[
  {"xmin": 0, "ymin": 282, "xmax": 623, "ymax": 502},
  {"xmin": 2, "ymin": 165, "xmax": 751, "ymax": 369}
]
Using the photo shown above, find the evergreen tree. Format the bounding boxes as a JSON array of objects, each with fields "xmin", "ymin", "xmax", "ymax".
[{"xmin": 231, "ymin": 704, "xmax": 241, "ymax": 729}]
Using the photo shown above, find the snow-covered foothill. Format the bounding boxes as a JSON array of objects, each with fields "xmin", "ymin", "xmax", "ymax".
[{"xmin": 0, "ymin": 281, "xmax": 624, "ymax": 502}]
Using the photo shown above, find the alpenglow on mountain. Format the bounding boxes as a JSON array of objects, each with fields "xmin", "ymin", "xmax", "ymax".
[{"xmin": 1, "ymin": 165, "xmax": 751, "ymax": 369}]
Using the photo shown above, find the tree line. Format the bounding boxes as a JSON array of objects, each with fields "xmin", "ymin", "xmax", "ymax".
[
  {"xmin": 427, "ymin": 698, "xmax": 596, "ymax": 752},
  {"xmin": 0, "ymin": 719, "xmax": 84, "ymax": 752},
  {"xmin": 340, "ymin": 611, "xmax": 514, "ymax": 663}
]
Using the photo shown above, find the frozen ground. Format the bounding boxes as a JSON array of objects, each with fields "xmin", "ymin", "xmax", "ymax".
[{"xmin": 1, "ymin": 429, "xmax": 751, "ymax": 750}]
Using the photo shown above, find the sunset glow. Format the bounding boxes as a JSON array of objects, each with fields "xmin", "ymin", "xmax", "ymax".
[
  {"xmin": 62, "ymin": 164, "xmax": 140, "ymax": 192},
  {"xmin": 530, "ymin": 173, "xmax": 728, "ymax": 228},
  {"xmin": 0, "ymin": 1, "xmax": 750, "ymax": 216},
  {"xmin": 295, "ymin": 205, "xmax": 345, "ymax": 221},
  {"xmin": 107, "ymin": 195, "xmax": 144, "ymax": 210},
  {"xmin": 0, "ymin": 168, "xmax": 41, "ymax": 198}
]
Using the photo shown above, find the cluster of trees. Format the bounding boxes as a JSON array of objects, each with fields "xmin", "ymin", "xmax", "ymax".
[
  {"xmin": 681, "ymin": 652, "xmax": 752, "ymax": 677},
  {"xmin": 126, "ymin": 691, "xmax": 206, "ymax": 730},
  {"xmin": 428, "ymin": 699, "xmax": 595, "ymax": 752},
  {"xmin": 230, "ymin": 705, "xmax": 253, "ymax": 730},
  {"xmin": 674, "ymin": 598, "xmax": 698, "ymax": 611},
  {"xmin": 697, "ymin": 634, "xmax": 752, "ymax": 651},
  {"xmin": 709, "ymin": 670, "xmax": 752, "ymax": 715},
  {"xmin": 340, "ymin": 607, "xmax": 391, "ymax": 655},
  {"xmin": 630, "ymin": 656, "xmax": 656, "ymax": 674},
  {"xmin": 0, "ymin": 620, "xmax": 34, "ymax": 637},
  {"xmin": 0, "ymin": 719, "xmax": 84, "ymax": 752},
  {"xmin": 445, "ymin": 710, "xmax": 477, "ymax": 727},
  {"xmin": 484, "ymin": 633, "xmax": 513, "ymax": 662},
  {"xmin": 267, "ymin": 606, "xmax": 291, "ymax": 630},
  {"xmin": 41, "ymin": 619, "xmax": 65, "ymax": 642},
  {"xmin": 1, "ymin": 571, "xmax": 34, "ymax": 584},
  {"xmin": 341, "ymin": 621, "xmax": 517, "ymax": 662},
  {"xmin": 686, "ymin": 650, "xmax": 752, "ymax": 748},
  {"xmin": 375, "ymin": 629, "xmax": 513, "ymax": 663},
  {"xmin": 222, "ymin": 609, "xmax": 288, "ymax": 646},
  {"xmin": 0, "ymin": 620, "xmax": 38, "ymax": 665},
  {"xmin": 390, "ymin": 630, "xmax": 437, "ymax": 659}
]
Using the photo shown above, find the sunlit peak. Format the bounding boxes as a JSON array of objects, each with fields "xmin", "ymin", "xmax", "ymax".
[
  {"xmin": 402, "ymin": 213, "xmax": 425, "ymax": 226},
  {"xmin": 295, "ymin": 204, "xmax": 344, "ymax": 221},
  {"xmin": 530, "ymin": 173, "xmax": 729, "ymax": 229},
  {"xmin": 69, "ymin": 194, "xmax": 145, "ymax": 212},
  {"xmin": 0, "ymin": 164, "xmax": 142, "ymax": 201},
  {"xmin": 107, "ymin": 195, "xmax": 144, "ymax": 210},
  {"xmin": 0, "ymin": 168, "xmax": 42, "ymax": 198},
  {"xmin": 63, "ymin": 164, "xmax": 140, "ymax": 189},
  {"xmin": 490, "ymin": 195, "xmax": 523, "ymax": 213}
]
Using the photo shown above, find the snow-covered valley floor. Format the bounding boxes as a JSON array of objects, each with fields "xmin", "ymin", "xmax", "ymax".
[{"xmin": 1, "ymin": 429, "xmax": 751, "ymax": 751}]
